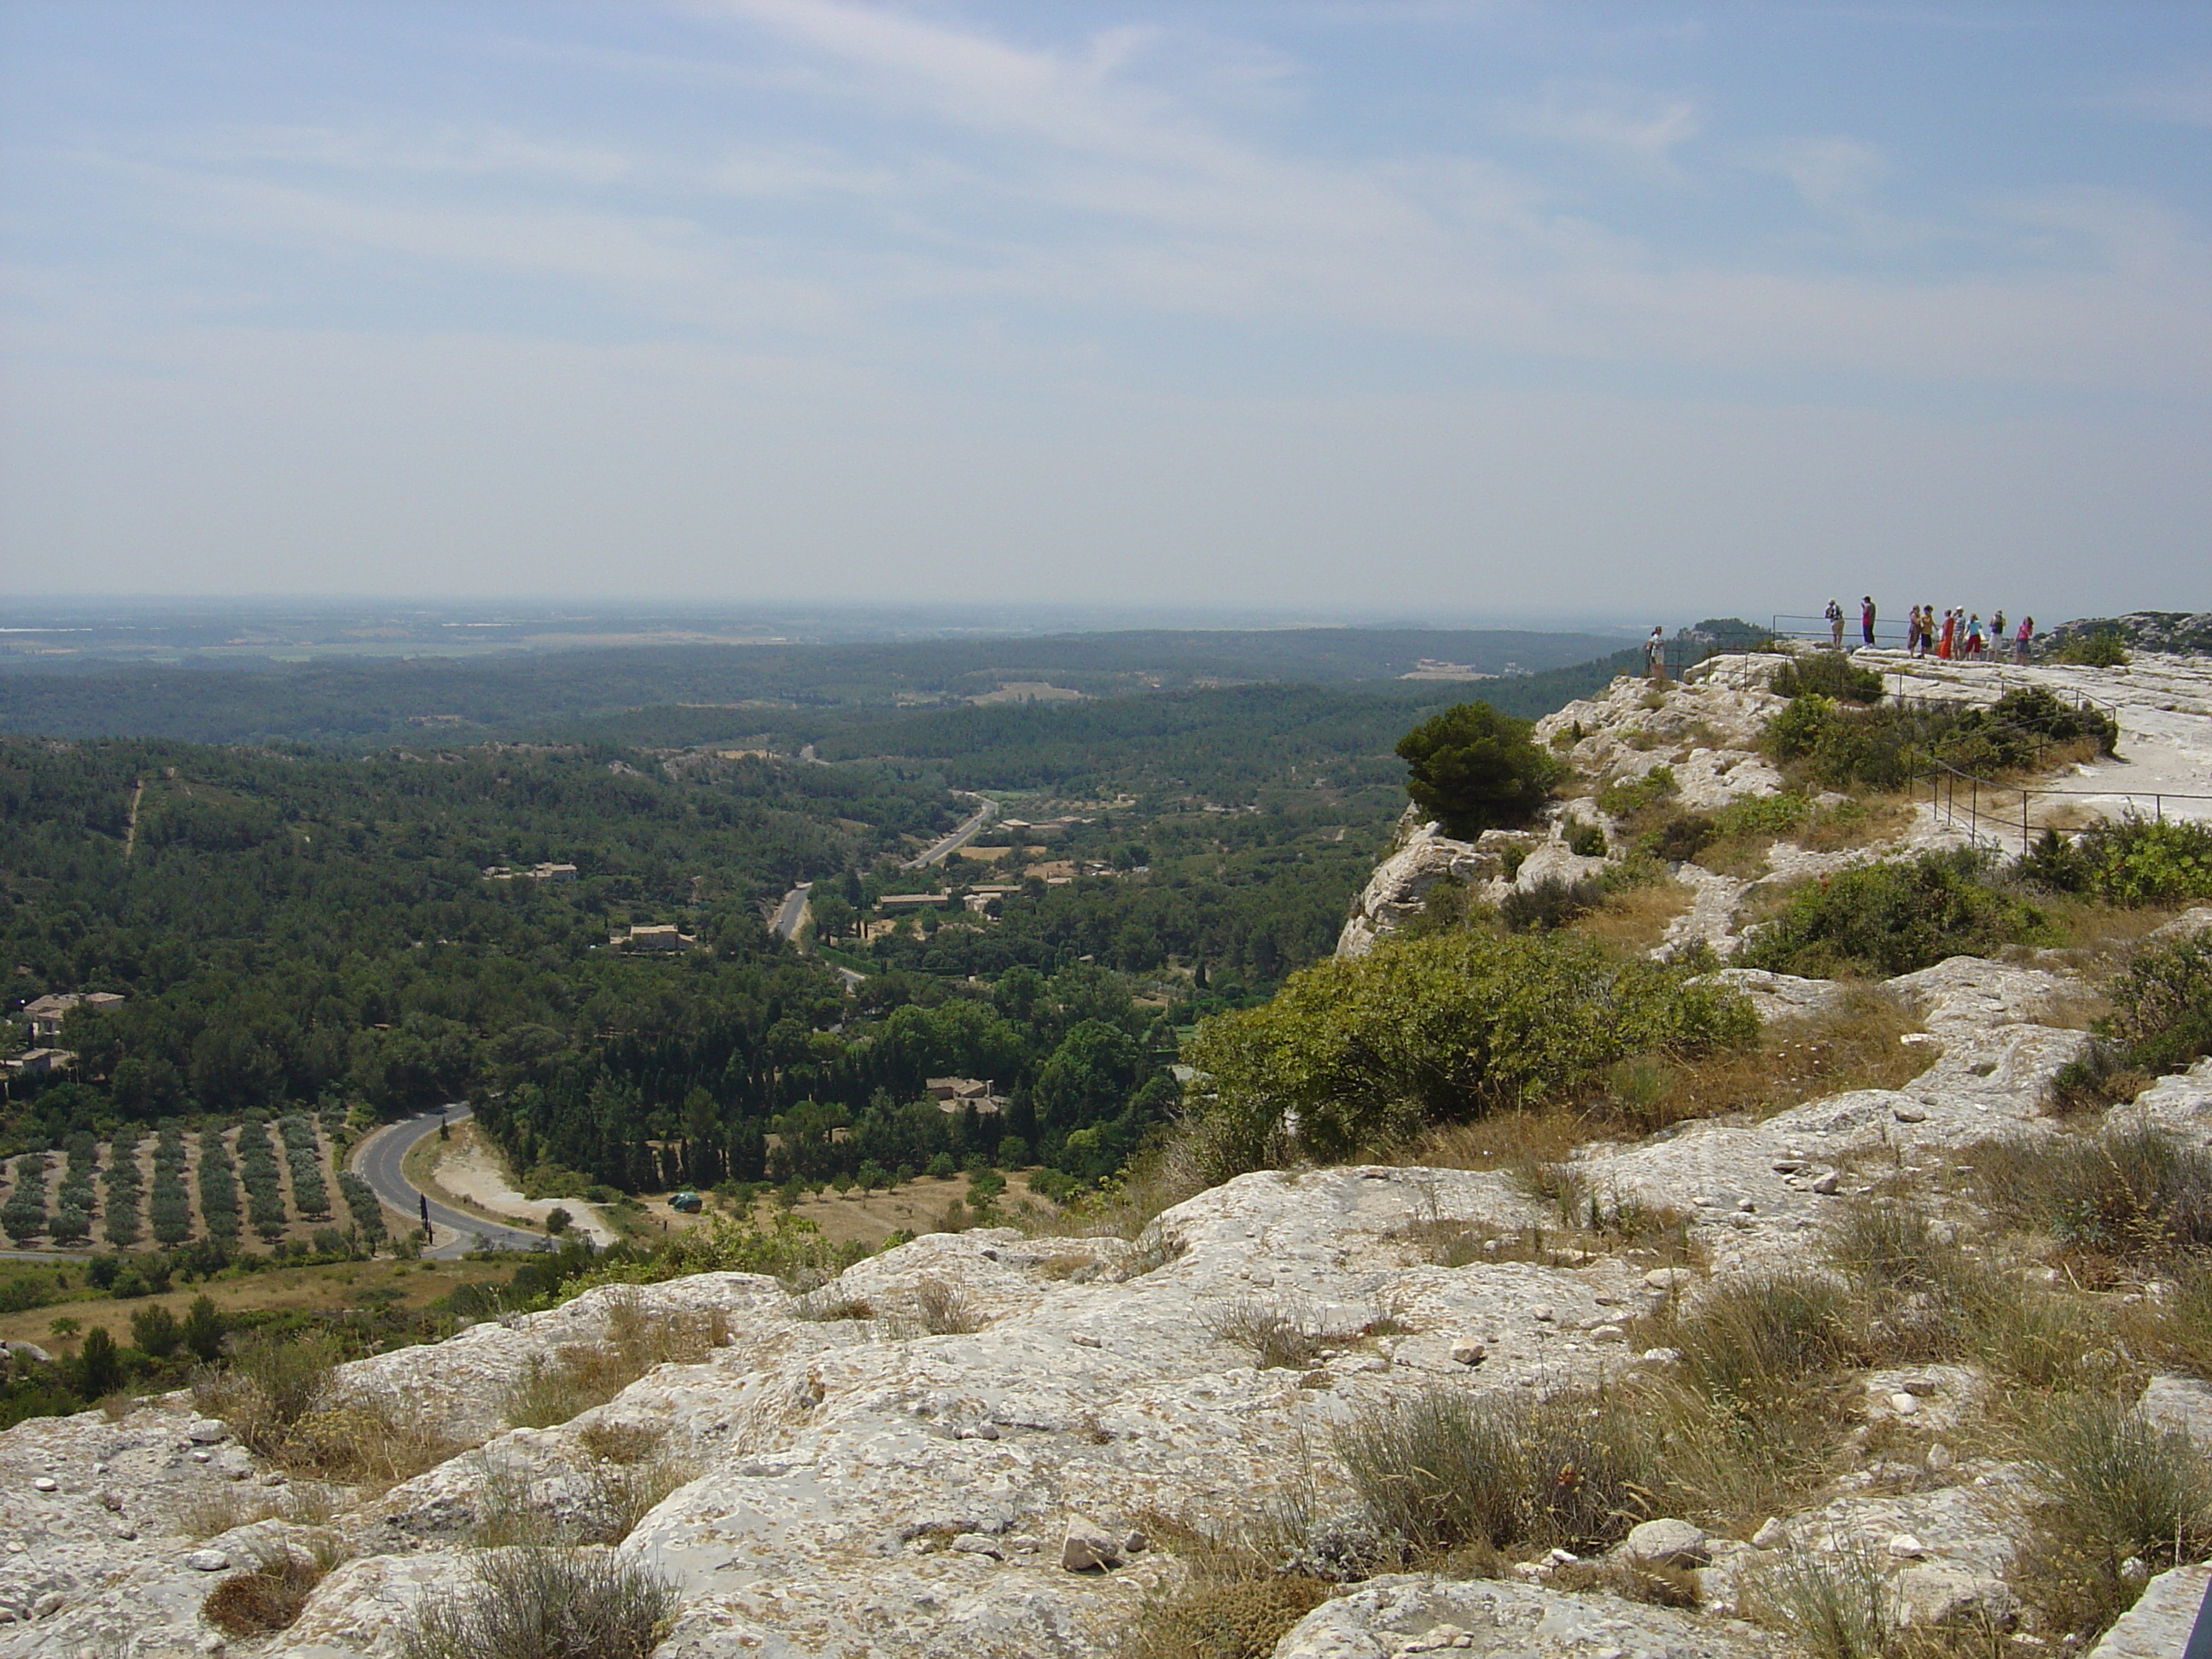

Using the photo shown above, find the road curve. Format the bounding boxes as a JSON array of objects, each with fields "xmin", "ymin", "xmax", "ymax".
[
  {"xmin": 351, "ymin": 1106, "xmax": 548, "ymax": 1260},
  {"xmin": 771, "ymin": 882, "xmax": 812, "ymax": 941}
]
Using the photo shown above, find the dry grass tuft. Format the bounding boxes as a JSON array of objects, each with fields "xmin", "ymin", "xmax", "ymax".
[
  {"xmin": 201, "ymin": 1548, "xmax": 341, "ymax": 1637},
  {"xmin": 1550, "ymin": 1557, "xmax": 1703, "ymax": 1610},
  {"xmin": 1569, "ymin": 879, "xmax": 1696, "ymax": 954},
  {"xmin": 910, "ymin": 1278, "xmax": 988, "ymax": 1336},
  {"xmin": 504, "ymin": 1295, "xmax": 728, "ymax": 1429},
  {"xmin": 2009, "ymin": 1392, "xmax": 2212, "ymax": 1644},
  {"xmin": 1118, "ymin": 1511, "xmax": 1331, "ymax": 1659},
  {"xmin": 1646, "ymin": 987, "xmax": 1927, "ymax": 1126},
  {"xmin": 1200, "ymin": 1297, "xmax": 1341, "ymax": 1371},
  {"xmin": 574, "ymin": 1420, "xmax": 666, "ymax": 1464},
  {"xmin": 193, "ymin": 1334, "xmax": 459, "ymax": 1488},
  {"xmin": 397, "ymin": 1546, "xmax": 678, "ymax": 1659}
]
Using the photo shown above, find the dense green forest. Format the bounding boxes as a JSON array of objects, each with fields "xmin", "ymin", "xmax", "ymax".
[{"xmin": 2, "ymin": 630, "xmax": 1660, "ymax": 1202}]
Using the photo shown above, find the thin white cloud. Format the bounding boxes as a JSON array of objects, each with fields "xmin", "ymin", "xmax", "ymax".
[
  {"xmin": 1496, "ymin": 81, "xmax": 1705, "ymax": 177},
  {"xmin": 1767, "ymin": 137, "xmax": 1887, "ymax": 212},
  {"xmin": 2113, "ymin": 67, "xmax": 2212, "ymax": 130}
]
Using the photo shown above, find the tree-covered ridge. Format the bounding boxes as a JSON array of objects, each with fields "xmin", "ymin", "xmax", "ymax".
[
  {"xmin": 0, "ymin": 630, "xmax": 1633, "ymax": 748},
  {"xmin": 0, "ymin": 736, "xmax": 950, "ymax": 1138}
]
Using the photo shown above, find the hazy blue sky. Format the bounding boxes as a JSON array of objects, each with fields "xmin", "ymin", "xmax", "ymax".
[{"xmin": 3, "ymin": 2, "xmax": 2208, "ymax": 624}]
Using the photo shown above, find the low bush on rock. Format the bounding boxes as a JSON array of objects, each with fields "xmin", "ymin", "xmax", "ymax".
[
  {"xmin": 1181, "ymin": 931, "xmax": 1755, "ymax": 1179},
  {"xmin": 201, "ymin": 1549, "xmax": 340, "ymax": 1638},
  {"xmin": 1499, "ymin": 874, "xmax": 1603, "ymax": 934},
  {"xmin": 1738, "ymin": 850, "xmax": 2042, "ymax": 978},
  {"xmin": 1772, "ymin": 654, "xmax": 1884, "ymax": 704},
  {"xmin": 1121, "ymin": 1514, "xmax": 1331, "ymax": 1659},
  {"xmin": 397, "ymin": 1546, "xmax": 678, "ymax": 1659},
  {"xmin": 1765, "ymin": 685, "xmax": 2114, "ymax": 792}
]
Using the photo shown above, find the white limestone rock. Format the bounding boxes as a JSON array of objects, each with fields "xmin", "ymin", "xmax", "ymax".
[
  {"xmin": 1622, "ymin": 1517, "xmax": 1709, "ymax": 1567},
  {"xmin": 1266, "ymin": 1574, "xmax": 1778, "ymax": 1658},
  {"xmin": 2085, "ymin": 1561, "xmax": 2212, "ymax": 1658},
  {"xmin": 1895, "ymin": 1565, "xmax": 2018, "ymax": 1629}
]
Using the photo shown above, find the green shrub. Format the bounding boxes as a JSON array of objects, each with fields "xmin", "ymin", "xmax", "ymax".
[
  {"xmin": 1764, "ymin": 694, "xmax": 1838, "ymax": 764},
  {"xmin": 2054, "ymin": 929, "xmax": 2212, "ymax": 1104},
  {"xmin": 2102, "ymin": 927, "xmax": 2212, "ymax": 1068},
  {"xmin": 2077, "ymin": 818, "xmax": 2212, "ymax": 907},
  {"xmin": 1182, "ymin": 930, "xmax": 1755, "ymax": 1177},
  {"xmin": 1394, "ymin": 702, "xmax": 1563, "ymax": 839},
  {"xmin": 1560, "ymin": 817, "xmax": 1607, "ymax": 858},
  {"xmin": 2053, "ymin": 628, "xmax": 2130, "ymax": 667},
  {"xmin": 1738, "ymin": 849, "xmax": 2041, "ymax": 978},
  {"xmin": 1980, "ymin": 684, "xmax": 2117, "ymax": 752},
  {"xmin": 1772, "ymin": 655, "xmax": 1883, "ymax": 704},
  {"xmin": 1642, "ymin": 813, "xmax": 1714, "ymax": 864}
]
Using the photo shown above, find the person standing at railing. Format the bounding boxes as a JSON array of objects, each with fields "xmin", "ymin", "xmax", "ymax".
[
  {"xmin": 2016, "ymin": 615, "xmax": 2034, "ymax": 663},
  {"xmin": 1992, "ymin": 608, "xmax": 2005, "ymax": 648},
  {"xmin": 1825, "ymin": 598, "xmax": 1845, "ymax": 649},
  {"xmin": 1860, "ymin": 596, "xmax": 1877, "ymax": 649},
  {"xmin": 1920, "ymin": 603, "xmax": 1936, "ymax": 657}
]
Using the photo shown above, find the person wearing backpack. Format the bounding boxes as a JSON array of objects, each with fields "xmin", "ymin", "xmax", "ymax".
[{"xmin": 1825, "ymin": 598, "xmax": 1845, "ymax": 649}]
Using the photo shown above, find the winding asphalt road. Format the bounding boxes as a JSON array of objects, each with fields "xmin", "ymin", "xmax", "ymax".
[
  {"xmin": 901, "ymin": 794, "xmax": 998, "ymax": 870},
  {"xmin": 770, "ymin": 882, "xmax": 812, "ymax": 941},
  {"xmin": 351, "ymin": 1106, "xmax": 548, "ymax": 1259}
]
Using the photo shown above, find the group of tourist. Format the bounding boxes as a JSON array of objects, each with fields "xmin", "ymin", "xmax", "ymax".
[
  {"xmin": 1904, "ymin": 603, "xmax": 2033, "ymax": 663},
  {"xmin": 1823, "ymin": 597, "xmax": 2035, "ymax": 662}
]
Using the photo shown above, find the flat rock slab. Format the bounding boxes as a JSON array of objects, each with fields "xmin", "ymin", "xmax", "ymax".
[
  {"xmin": 2086, "ymin": 1561, "xmax": 2212, "ymax": 1658},
  {"xmin": 1268, "ymin": 1574, "xmax": 1778, "ymax": 1658}
]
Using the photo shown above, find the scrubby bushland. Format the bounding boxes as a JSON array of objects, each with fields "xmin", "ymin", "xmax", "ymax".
[
  {"xmin": 1394, "ymin": 701, "xmax": 1562, "ymax": 839},
  {"xmin": 2020, "ymin": 816, "xmax": 2212, "ymax": 908},
  {"xmin": 1770, "ymin": 654, "xmax": 1883, "ymax": 704},
  {"xmin": 2052, "ymin": 927, "xmax": 2212, "ymax": 1107},
  {"xmin": 1180, "ymin": 931, "xmax": 1755, "ymax": 1179},
  {"xmin": 1738, "ymin": 849, "xmax": 2042, "ymax": 979},
  {"xmin": 1766, "ymin": 684, "xmax": 2116, "ymax": 791}
]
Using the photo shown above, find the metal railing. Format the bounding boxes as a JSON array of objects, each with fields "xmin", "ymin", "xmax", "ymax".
[{"xmin": 1916, "ymin": 754, "xmax": 2212, "ymax": 855}]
